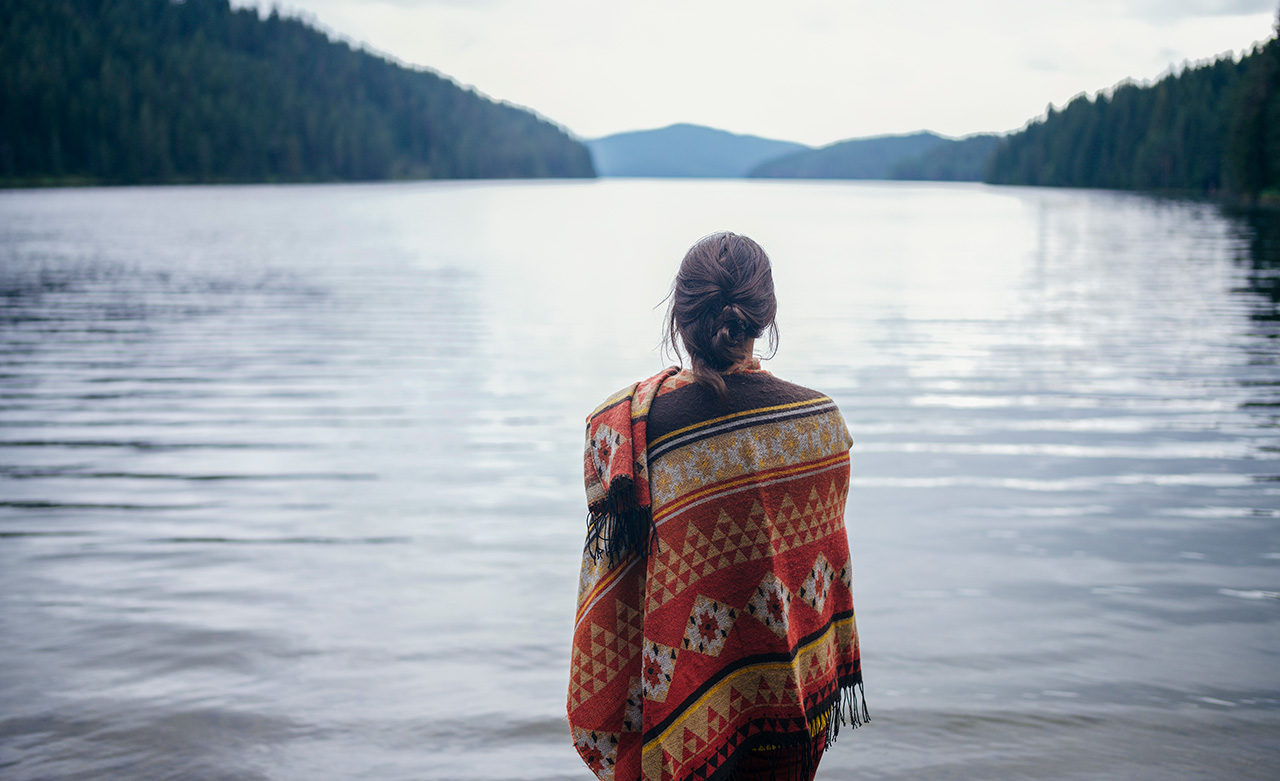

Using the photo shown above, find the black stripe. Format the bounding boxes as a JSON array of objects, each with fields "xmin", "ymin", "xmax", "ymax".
[
  {"xmin": 641, "ymin": 608, "xmax": 857, "ymax": 742},
  {"xmin": 646, "ymin": 372, "xmax": 832, "ymax": 447},
  {"xmin": 648, "ymin": 400, "xmax": 837, "ymax": 462},
  {"xmin": 590, "ymin": 395, "xmax": 632, "ymax": 420}
]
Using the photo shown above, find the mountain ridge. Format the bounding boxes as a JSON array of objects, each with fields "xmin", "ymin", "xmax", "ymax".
[
  {"xmin": 587, "ymin": 123, "xmax": 808, "ymax": 178},
  {"xmin": 748, "ymin": 131, "xmax": 948, "ymax": 179},
  {"xmin": 588, "ymin": 124, "xmax": 1003, "ymax": 182},
  {"xmin": 0, "ymin": 0, "xmax": 595, "ymax": 185}
]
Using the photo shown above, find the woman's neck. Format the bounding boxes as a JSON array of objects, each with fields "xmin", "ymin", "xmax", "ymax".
[{"xmin": 726, "ymin": 340, "xmax": 757, "ymax": 373}]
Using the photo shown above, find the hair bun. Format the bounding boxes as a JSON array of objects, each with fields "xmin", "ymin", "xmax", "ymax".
[
  {"xmin": 717, "ymin": 302, "xmax": 747, "ymax": 329},
  {"xmin": 665, "ymin": 231, "xmax": 779, "ymax": 404}
]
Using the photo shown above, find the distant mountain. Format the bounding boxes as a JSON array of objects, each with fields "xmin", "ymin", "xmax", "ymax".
[
  {"xmin": 0, "ymin": 0, "xmax": 594, "ymax": 185},
  {"xmin": 748, "ymin": 132, "xmax": 950, "ymax": 179},
  {"xmin": 587, "ymin": 124, "xmax": 809, "ymax": 178},
  {"xmin": 889, "ymin": 134, "xmax": 1002, "ymax": 181}
]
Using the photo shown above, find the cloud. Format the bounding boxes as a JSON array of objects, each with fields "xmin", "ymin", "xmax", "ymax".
[
  {"xmin": 366, "ymin": 0, "xmax": 504, "ymax": 7},
  {"xmin": 1120, "ymin": 0, "xmax": 1276, "ymax": 22},
  {"xmin": 231, "ymin": 0, "xmax": 1280, "ymax": 144},
  {"xmin": 1023, "ymin": 56, "xmax": 1061, "ymax": 73}
]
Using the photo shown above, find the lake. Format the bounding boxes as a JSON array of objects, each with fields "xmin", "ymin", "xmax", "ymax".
[{"xmin": 0, "ymin": 179, "xmax": 1277, "ymax": 780}]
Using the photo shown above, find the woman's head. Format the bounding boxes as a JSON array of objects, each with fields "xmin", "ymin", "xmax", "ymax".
[{"xmin": 665, "ymin": 232, "xmax": 778, "ymax": 402}]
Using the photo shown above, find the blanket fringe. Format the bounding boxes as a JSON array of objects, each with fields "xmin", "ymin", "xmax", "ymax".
[
  {"xmin": 722, "ymin": 683, "xmax": 868, "ymax": 781},
  {"xmin": 584, "ymin": 481, "xmax": 657, "ymax": 566},
  {"xmin": 824, "ymin": 680, "xmax": 870, "ymax": 750}
]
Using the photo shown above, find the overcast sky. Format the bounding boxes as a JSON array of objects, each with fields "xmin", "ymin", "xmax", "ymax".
[{"xmin": 236, "ymin": 0, "xmax": 1277, "ymax": 146}]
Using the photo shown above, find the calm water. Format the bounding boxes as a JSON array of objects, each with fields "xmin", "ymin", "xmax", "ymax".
[{"xmin": 0, "ymin": 180, "xmax": 1277, "ymax": 780}]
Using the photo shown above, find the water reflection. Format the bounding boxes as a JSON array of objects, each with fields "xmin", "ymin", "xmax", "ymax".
[
  {"xmin": 0, "ymin": 181, "xmax": 1277, "ymax": 780},
  {"xmin": 1234, "ymin": 208, "xmax": 1280, "ymax": 309}
]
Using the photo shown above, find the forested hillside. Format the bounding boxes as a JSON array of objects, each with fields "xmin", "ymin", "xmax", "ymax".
[
  {"xmin": 986, "ymin": 28, "xmax": 1280, "ymax": 200},
  {"xmin": 890, "ymin": 134, "xmax": 1001, "ymax": 181},
  {"xmin": 0, "ymin": 0, "xmax": 595, "ymax": 185},
  {"xmin": 748, "ymin": 132, "xmax": 948, "ymax": 179}
]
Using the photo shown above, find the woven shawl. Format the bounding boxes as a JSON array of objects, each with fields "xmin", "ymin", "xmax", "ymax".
[{"xmin": 570, "ymin": 363, "xmax": 866, "ymax": 781}]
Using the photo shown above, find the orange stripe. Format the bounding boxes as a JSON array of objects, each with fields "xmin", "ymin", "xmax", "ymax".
[
  {"xmin": 653, "ymin": 452, "xmax": 849, "ymax": 523},
  {"xmin": 574, "ymin": 554, "xmax": 633, "ymax": 625}
]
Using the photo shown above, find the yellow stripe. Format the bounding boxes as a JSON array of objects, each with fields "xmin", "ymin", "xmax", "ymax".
[
  {"xmin": 648, "ymin": 397, "xmax": 832, "ymax": 449},
  {"xmin": 652, "ymin": 452, "xmax": 848, "ymax": 523},
  {"xmin": 574, "ymin": 555, "xmax": 633, "ymax": 624},
  {"xmin": 590, "ymin": 388, "xmax": 635, "ymax": 418},
  {"xmin": 752, "ymin": 708, "xmax": 829, "ymax": 750},
  {"xmin": 649, "ymin": 616, "xmax": 855, "ymax": 746}
]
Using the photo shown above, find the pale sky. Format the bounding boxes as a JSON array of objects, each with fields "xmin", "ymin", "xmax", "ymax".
[{"xmin": 236, "ymin": 0, "xmax": 1277, "ymax": 146}]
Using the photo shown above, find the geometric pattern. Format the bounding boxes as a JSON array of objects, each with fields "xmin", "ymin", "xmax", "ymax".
[
  {"xmin": 641, "ymin": 641, "xmax": 678, "ymax": 702},
  {"xmin": 622, "ymin": 677, "xmax": 643, "ymax": 732},
  {"xmin": 799, "ymin": 622, "xmax": 838, "ymax": 687},
  {"xmin": 645, "ymin": 476, "xmax": 849, "ymax": 614},
  {"xmin": 746, "ymin": 571, "xmax": 792, "ymax": 638},
  {"xmin": 572, "ymin": 727, "xmax": 620, "ymax": 781},
  {"xmin": 838, "ymin": 555, "xmax": 853, "ymax": 594},
  {"xmin": 682, "ymin": 594, "xmax": 738, "ymax": 656},
  {"xmin": 577, "ymin": 553, "xmax": 608, "ymax": 610},
  {"xmin": 590, "ymin": 424, "xmax": 626, "ymax": 486},
  {"xmin": 641, "ymin": 616, "xmax": 861, "ymax": 774},
  {"xmin": 798, "ymin": 552, "xmax": 834, "ymax": 613},
  {"xmin": 649, "ymin": 410, "xmax": 848, "ymax": 506},
  {"xmin": 570, "ymin": 365, "xmax": 864, "ymax": 781},
  {"xmin": 567, "ymin": 645, "xmax": 593, "ymax": 710},
  {"xmin": 567, "ymin": 591, "xmax": 646, "ymax": 711}
]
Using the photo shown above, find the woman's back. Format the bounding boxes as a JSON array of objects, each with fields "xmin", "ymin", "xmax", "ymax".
[
  {"xmin": 644, "ymin": 363, "xmax": 861, "ymax": 775},
  {"xmin": 569, "ymin": 233, "xmax": 866, "ymax": 781}
]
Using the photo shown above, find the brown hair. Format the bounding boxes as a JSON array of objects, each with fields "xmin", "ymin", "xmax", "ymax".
[{"xmin": 664, "ymin": 232, "xmax": 779, "ymax": 403}]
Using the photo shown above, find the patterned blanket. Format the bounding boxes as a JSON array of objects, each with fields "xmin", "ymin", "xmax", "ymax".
[{"xmin": 570, "ymin": 362, "xmax": 866, "ymax": 781}]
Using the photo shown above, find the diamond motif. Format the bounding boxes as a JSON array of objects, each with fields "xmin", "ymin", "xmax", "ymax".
[
  {"xmin": 641, "ymin": 641, "xmax": 678, "ymax": 702},
  {"xmin": 682, "ymin": 594, "xmax": 738, "ymax": 656},
  {"xmin": 590, "ymin": 424, "xmax": 626, "ymax": 484},
  {"xmin": 746, "ymin": 572, "xmax": 791, "ymax": 638},
  {"xmin": 838, "ymin": 555, "xmax": 853, "ymax": 594},
  {"xmin": 572, "ymin": 727, "xmax": 619, "ymax": 780},
  {"xmin": 623, "ymin": 677, "xmax": 643, "ymax": 732},
  {"xmin": 799, "ymin": 552, "xmax": 834, "ymax": 612}
]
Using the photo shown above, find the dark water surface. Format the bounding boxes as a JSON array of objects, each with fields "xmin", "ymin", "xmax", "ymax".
[{"xmin": 0, "ymin": 180, "xmax": 1277, "ymax": 779}]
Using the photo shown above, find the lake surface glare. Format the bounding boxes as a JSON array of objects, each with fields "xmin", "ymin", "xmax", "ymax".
[{"xmin": 1, "ymin": 179, "xmax": 1277, "ymax": 780}]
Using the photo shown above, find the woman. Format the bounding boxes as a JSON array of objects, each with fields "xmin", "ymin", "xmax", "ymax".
[{"xmin": 569, "ymin": 232, "xmax": 866, "ymax": 781}]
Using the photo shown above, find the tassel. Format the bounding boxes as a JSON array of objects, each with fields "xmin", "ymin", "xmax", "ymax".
[
  {"xmin": 823, "ymin": 681, "xmax": 870, "ymax": 751},
  {"xmin": 583, "ymin": 479, "xmax": 657, "ymax": 566},
  {"xmin": 859, "ymin": 681, "xmax": 871, "ymax": 725}
]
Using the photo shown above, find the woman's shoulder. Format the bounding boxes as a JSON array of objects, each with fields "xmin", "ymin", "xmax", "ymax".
[
  {"xmin": 729, "ymin": 370, "xmax": 837, "ymax": 406},
  {"xmin": 585, "ymin": 366, "xmax": 682, "ymax": 424},
  {"xmin": 647, "ymin": 368, "xmax": 852, "ymax": 452}
]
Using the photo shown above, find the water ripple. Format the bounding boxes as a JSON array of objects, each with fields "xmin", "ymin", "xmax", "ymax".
[{"xmin": 1, "ymin": 181, "xmax": 1278, "ymax": 780}]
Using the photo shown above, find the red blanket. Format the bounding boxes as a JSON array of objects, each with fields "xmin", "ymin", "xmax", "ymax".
[{"xmin": 570, "ymin": 363, "xmax": 865, "ymax": 781}]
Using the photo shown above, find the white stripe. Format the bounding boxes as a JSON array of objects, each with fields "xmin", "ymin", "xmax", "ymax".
[
  {"xmin": 651, "ymin": 400, "xmax": 839, "ymax": 459},
  {"xmin": 574, "ymin": 556, "xmax": 640, "ymax": 633}
]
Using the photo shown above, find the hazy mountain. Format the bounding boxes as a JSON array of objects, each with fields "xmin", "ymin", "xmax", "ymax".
[
  {"xmin": 587, "ymin": 124, "xmax": 810, "ymax": 178},
  {"xmin": 0, "ymin": 0, "xmax": 594, "ymax": 185},
  {"xmin": 748, "ymin": 132, "xmax": 951, "ymax": 179},
  {"xmin": 890, "ymin": 134, "xmax": 1003, "ymax": 181}
]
